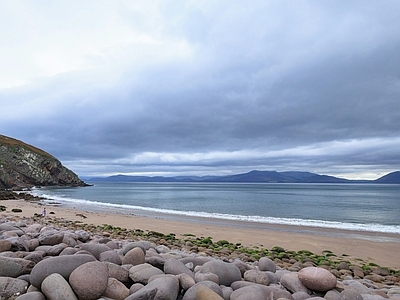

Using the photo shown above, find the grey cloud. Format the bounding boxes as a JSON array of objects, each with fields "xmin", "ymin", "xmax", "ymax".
[{"xmin": 1, "ymin": 1, "xmax": 400, "ymax": 178}]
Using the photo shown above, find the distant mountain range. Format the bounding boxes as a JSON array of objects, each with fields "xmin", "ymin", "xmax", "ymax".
[{"xmin": 86, "ymin": 170, "xmax": 400, "ymax": 184}]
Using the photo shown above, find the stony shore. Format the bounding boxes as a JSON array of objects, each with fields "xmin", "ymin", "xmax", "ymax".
[{"xmin": 1, "ymin": 210, "xmax": 400, "ymax": 300}]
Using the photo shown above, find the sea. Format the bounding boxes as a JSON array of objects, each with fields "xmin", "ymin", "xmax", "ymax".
[{"xmin": 30, "ymin": 182, "xmax": 400, "ymax": 240}]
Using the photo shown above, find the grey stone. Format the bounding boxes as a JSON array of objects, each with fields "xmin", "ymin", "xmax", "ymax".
[
  {"xmin": 221, "ymin": 286, "xmax": 233, "ymax": 300},
  {"xmin": 15, "ymin": 291, "xmax": 46, "ymax": 300},
  {"xmin": 243, "ymin": 269, "xmax": 270, "ymax": 285},
  {"xmin": 62, "ymin": 232, "xmax": 78, "ymax": 247},
  {"xmin": 292, "ymin": 291, "xmax": 312, "ymax": 300},
  {"xmin": 41, "ymin": 273, "xmax": 78, "ymax": 300},
  {"xmin": 122, "ymin": 247, "xmax": 145, "ymax": 265},
  {"xmin": 197, "ymin": 259, "xmax": 241, "ymax": 286},
  {"xmin": 0, "ymin": 277, "xmax": 29, "ymax": 299},
  {"xmin": 337, "ymin": 261, "xmax": 350, "ymax": 270},
  {"xmin": 179, "ymin": 256, "xmax": 211, "ymax": 268},
  {"xmin": 122, "ymin": 241, "xmax": 152, "ymax": 255},
  {"xmin": 24, "ymin": 224, "xmax": 43, "ymax": 234},
  {"xmin": 127, "ymin": 275, "xmax": 179, "ymax": 300},
  {"xmin": 192, "ymin": 284, "xmax": 224, "ymax": 300},
  {"xmin": 0, "ymin": 224, "xmax": 19, "ymax": 231},
  {"xmin": 106, "ymin": 262, "xmax": 130, "ymax": 283},
  {"xmin": 30, "ymin": 254, "xmax": 96, "ymax": 288},
  {"xmin": 129, "ymin": 283, "xmax": 144, "ymax": 294},
  {"xmin": 164, "ymin": 258, "xmax": 194, "ymax": 278},
  {"xmin": 361, "ymin": 295, "xmax": 387, "ymax": 300},
  {"xmin": 178, "ymin": 273, "xmax": 196, "ymax": 291},
  {"xmin": 230, "ymin": 284, "xmax": 268, "ymax": 300},
  {"xmin": 298, "ymin": 266, "xmax": 337, "ymax": 292},
  {"xmin": 69, "ymin": 261, "xmax": 109, "ymax": 300},
  {"xmin": 342, "ymin": 279, "xmax": 371, "ymax": 294},
  {"xmin": 25, "ymin": 238, "xmax": 39, "ymax": 251},
  {"xmin": 231, "ymin": 280, "xmax": 260, "ymax": 290},
  {"xmin": 324, "ymin": 289, "xmax": 341, "ymax": 300},
  {"xmin": 75, "ymin": 230, "xmax": 91, "ymax": 242},
  {"xmin": 3, "ymin": 230, "xmax": 23, "ymax": 237},
  {"xmin": 233, "ymin": 259, "xmax": 253, "ymax": 276},
  {"xmin": 155, "ymin": 245, "xmax": 170, "ymax": 253},
  {"xmin": 0, "ymin": 256, "xmax": 34, "ymax": 277},
  {"xmin": 388, "ymin": 288, "xmax": 400, "ymax": 296},
  {"xmin": 340, "ymin": 289, "xmax": 363, "ymax": 300},
  {"xmin": 103, "ymin": 277, "xmax": 130, "ymax": 300},
  {"xmin": 275, "ymin": 269, "xmax": 291, "ymax": 281},
  {"xmin": 280, "ymin": 272, "xmax": 309, "ymax": 294},
  {"xmin": 129, "ymin": 263, "xmax": 164, "ymax": 284},
  {"xmin": 16, "ymin": 274, "xmax": 30, "ymax": 284},
  {"xmin": 59, "ymin": 247, "xmax": 79, "ymax": 255},
  {"xmin": 106, "ymin": 240, "xmax": 119, "ymax": 249},
  {"xmin": 258, "ymin": 256, "xmax": 276, "ymax": 272},
  {"xmin": 23, "ymin": 252, "xmax": 43, "ymax": 264},
  {"xmin": 146, "ymin": 256, "xmax": 165, "ymax": 269},
  {"xmin": 183, "ymin": 281, "xmax": 223, "ymax": 300},
  {"xmin": 7, "ymin": 237, "xmax": 29, "ymax": 251},
  {"xmin": 46, "ymin": 243, "xmax": 68, "ymax": 256},
  {"xmin": 231, "ymin": 281, "xmax": 293, "ymax": 299},
  {"xmin": 0, "ymin": 239, "xmax": 12, "ymax": 252},
  {"xmin": 265, "ymin": 271, "xmax": 279, "ymax": 284},
  {"xmin": 34, "ymin": 245, "xmax": 52, "ymax": 252},
  {"xmin": 80, "ymin": 243, "xmax": 112, "ymax": 260},
  {"xmin": 99, "ymin": 250, "xmax": 122, "ymax": 265},
  {"xmin": 195, "ymin": 271, "xmax": 219, "ymax": 283},
  {"xmin": 38, "ymin": 229, "xmax": 64, "ymax": 245}
]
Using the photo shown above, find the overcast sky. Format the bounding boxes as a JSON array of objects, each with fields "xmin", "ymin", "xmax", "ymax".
[{"xmin": 1, "ymin": 1, "xmax": 399, "ymax": 179}]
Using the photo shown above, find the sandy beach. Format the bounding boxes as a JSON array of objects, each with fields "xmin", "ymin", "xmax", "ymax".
[{"xmin": 1, "ymin": 198, "xmax": 399, "ymax": 270}]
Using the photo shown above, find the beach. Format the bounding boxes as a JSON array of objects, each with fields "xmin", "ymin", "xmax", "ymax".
[{"xmin": 2, "ymin": 197, "xmax": 399, "ymax": 270}]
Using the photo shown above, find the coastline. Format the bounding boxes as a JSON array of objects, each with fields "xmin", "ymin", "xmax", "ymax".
[{"xmin": 1, "ymin": 198, "xmax": 400, "ymax": 269}]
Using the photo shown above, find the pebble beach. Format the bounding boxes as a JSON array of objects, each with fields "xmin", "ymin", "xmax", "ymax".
[{"xmin": 1, "ymin": 193, "xmax": 400, "ymax": 299}]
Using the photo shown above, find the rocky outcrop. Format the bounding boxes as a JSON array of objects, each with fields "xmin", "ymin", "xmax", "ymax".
[{"xmin": 0, "ymin": 135, "xmax": 87, "ymax": 189}]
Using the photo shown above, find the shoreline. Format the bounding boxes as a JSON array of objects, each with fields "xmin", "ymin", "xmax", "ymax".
[{"xmin": 1, "ymin": 198, "xmax": 400, "ymax": 269}]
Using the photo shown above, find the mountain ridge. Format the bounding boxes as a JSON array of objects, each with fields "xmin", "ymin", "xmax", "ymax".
[{"xmin": 86, "ymin": 170, "xmax": 400, "ymax": 184}]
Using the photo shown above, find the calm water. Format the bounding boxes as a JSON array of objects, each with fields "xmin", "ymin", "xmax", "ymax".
[{"xmin": 31, "ymin": 182, "xmax": 400, "ymax": 234}]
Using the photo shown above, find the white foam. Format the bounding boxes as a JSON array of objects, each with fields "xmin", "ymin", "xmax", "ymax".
[{"xmin": 31, "ymin": 191, "xmax": 400, "ymax": 234}]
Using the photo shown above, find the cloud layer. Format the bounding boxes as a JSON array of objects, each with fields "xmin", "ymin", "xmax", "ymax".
[{"xmin": 1, "ymin": 1, "xmax": 399, "ymax": 179}]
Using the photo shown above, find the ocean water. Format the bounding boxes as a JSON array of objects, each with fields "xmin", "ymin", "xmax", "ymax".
[{"xmin": 30, "ymin": 182, "xmax": 400, "ymax": 235}]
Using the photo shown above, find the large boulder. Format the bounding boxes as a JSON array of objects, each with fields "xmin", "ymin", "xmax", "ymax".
[
  {"xmin": 258, "ymin": 257, "xmax": 276, "ymax": 272},
  {"xmin": 41, "ymin": 273, "xmax": 78, "ymax": 300},
  {"xmin": 15, "ymin": 291, "xmax": 46, "ymax": 300},
  {"xmin": 164, "ymin": 258, "xmax": 194, "ymax": 278},
  {"xmin": 103, "ymin": 277, "xmax": 130, "ymax": 300},
  {"xmin": 183, "ymin": 281, "xmax": 223, "ymax": 300},
  {"xmin": 243, "ymin": 269, "xmax": 270, "ymax": 285},
  {"xmin": 197, "ymin": 259, "xmax": 242, "ymax": 286},
  {"xmin": 129, "ymin": 263, "xmax": 164, "ymax": 284},
  {"xmin": 0, "ymin": 256, "xmax": 35, "ymax": 277},
  {"xmin": 126, "ymin": 276, "xmax": 179, "ymax": 300},
  {"xmin": 0, "ymin": 240, "xmax": 12, "ymax": 252},
  {"xmin": 80, "ymin": 243, "xmax": 112, "ymax": 260},
  {"xmin": 230, "ymin": 285, "xmax": 267, "ymax": 300},
  {"xmin": 30, "ymin": 254, "xmax": 96, "ymax": 288},
  {"xmin": 298, "ymin": 267, "xmax": 337, "ymax": 292},
  {"xmin": 38, "ymin": 229, "xmax": 64, "ymax": 246},
  {"xmin": 122, "ymin": 247, "xmax": 145, "ymax": 265},
  {"xmin": 0, "ymin": 277, "xmax": 29, "ymax": 299},
  {"xmin": 281, "ymin": 272, "xmax": 309, "ymax": 294},
  {"xmin": 69, "ymin": 261, "xmax": 109, "ymax": 300}
]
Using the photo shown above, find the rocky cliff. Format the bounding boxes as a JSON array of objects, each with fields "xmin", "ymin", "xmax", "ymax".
[{"xmin": 0, "ymin": 135, "xmax": 87, "ymax": 190}]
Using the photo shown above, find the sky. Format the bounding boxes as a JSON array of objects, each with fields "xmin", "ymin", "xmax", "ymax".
[{"xmin": 1, "ymin": 1, "xmax": 399, "ymax": 180}]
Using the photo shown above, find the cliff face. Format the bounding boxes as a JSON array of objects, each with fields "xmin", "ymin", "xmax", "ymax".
[{"xmin": 0, "ymin": 135, "xmax": 87, "ymax": 189}]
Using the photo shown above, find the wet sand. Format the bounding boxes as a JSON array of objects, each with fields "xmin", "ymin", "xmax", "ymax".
[{"xmin": 1, "ymin": 199, "xmax": 399, "ymax": 269}]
